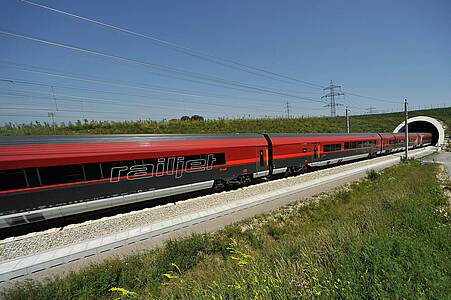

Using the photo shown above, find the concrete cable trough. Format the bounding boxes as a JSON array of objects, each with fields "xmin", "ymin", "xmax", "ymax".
[{"xmin": 0, "ymin": 147, "xmax": 438, "ymax": 285}]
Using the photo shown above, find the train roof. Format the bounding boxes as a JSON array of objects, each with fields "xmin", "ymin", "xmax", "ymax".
[
  {"xmin": 0, "ymin": 134, "xmax": 266, "ymax": 146},
  {"xmin": 0, "ymin": 132, "xmax": 432, "ymax": 146},
  {"xmin": 0, "ymin": 132, "xmax": 420, "ymax": 146},
  {"xmin": 266, "ymin": 132, "xmax": 380, "ymax": 137}
]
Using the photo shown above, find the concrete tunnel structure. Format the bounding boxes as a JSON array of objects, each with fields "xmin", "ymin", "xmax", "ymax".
[{"xmin": 393, "ymin": 116, "xmax": 446, "ymax": 146}]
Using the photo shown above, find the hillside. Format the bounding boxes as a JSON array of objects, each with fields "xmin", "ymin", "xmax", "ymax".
[
  {"xmin": 0, "ymin": 107, "xmax": 449, "ymax": 136},
  {"xmin": 3, "ymin": 161, "xmax": 450, "ymax": 299}
]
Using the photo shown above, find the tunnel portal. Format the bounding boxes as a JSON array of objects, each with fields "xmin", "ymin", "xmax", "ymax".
[{"xmin": 393, "ymin": 116, "xmax": 445, "ymax": 146}]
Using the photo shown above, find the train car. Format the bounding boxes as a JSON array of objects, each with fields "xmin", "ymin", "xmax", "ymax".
[
  {"xmin": 268, "ymin": 133, "xmax": 381, "ymax": 173},
  {"xmin": 391, "ymin": 133, "xmax": 407, "ymax": 152},
  {"xmin": 379, "ymin": 133, "xmax": 397, "ymax": 154},
  {"xmin": 409, "ymin": 133, "xmax": 419, "ymax": 149},
  {"xmin": 0, "ymin": 134, "xmax": 269, "ymax": 227},
  {"xmin": 418, "ymin": 133, "xmax": 433, "ymax": 146}
]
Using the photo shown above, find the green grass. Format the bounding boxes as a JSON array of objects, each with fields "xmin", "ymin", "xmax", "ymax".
[
  {"xmin": 2, "ymin": 161, "xmax": 450, "ymax": 299},
  {"xmin": 1, "ymin": 107, "xmax": 450, "ymax": 135}
]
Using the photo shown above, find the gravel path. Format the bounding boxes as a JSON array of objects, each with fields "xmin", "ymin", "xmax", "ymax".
[{"xmin": 0, "ymin": 148, "xmax": 435, "ymax": 261}]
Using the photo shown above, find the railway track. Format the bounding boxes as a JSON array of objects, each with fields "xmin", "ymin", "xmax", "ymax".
[{"xmin": 0, "ymin": 146, "xmax": 438, "ymax": 287}]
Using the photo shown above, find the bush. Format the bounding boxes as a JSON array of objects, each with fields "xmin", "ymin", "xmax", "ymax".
[{"xmin": 366, "ymin": 169, "xmax": 379, "ymax": 180}]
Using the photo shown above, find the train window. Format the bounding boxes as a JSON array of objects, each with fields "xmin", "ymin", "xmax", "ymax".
[
  {"xmin": 259, "ymin": 150, "xmax": 265, "ymax": 167},
  {"xmin": 0, "ymin": 169, "xmax": 28, "ymax": 191},
  {"xmin": 345, "ymin": 140, "xmax": 376, "ymax": 150},
  {"xmin": 346, "ymin": 142, "xmax": 354, "ymax": 149},
  {"xmin": 324, "ymin": 144, "xmax": 341, "ymax": 152},
  {"xmin": 24, "ymin": 168, "xmax": 42, "ymax": 187},
  {"xmin": 83, "ymin": 163, "xmax": 103, "ymax": 180},
  {"xmin": 39, "ymin": 164, "xmax": 85, "ymax": 185},
  {"xmin": 362, "ymin": 140, "xmax": 376, "ymax": 147}
]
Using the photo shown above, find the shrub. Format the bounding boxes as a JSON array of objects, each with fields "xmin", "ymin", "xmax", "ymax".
[{"xmin": 366, "ymin": 168, "xmax": 379, "ymax": 180}]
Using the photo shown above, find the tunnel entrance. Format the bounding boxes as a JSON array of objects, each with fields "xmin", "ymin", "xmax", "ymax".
[{"xmin": 393, "ymin": 116, "xmax": 445, "ymax": 146}]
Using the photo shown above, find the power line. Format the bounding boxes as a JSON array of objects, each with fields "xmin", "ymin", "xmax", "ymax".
[
  {"xmin": 0, "ymin": 112, "xmax": 161, "ymax": 122},
  {"xmin": 0, "ymin": 78, "xmax": 288, "ymax": 114},
  {"xmin": 8, "ymin": 2, "xmax": 403, "ymax": 110},
  {"xmin": 20, "ymin": 0, "xmax": 325, "ymax": 89},
  {"xmin": 0, "ymin": 106, "xmax": 151, "ymax": 116},
  {"xmin": 20, "ymin": 0, "xmax": 405, "ymax": 106},
  {"xmin": 345, "ymin": 91, "xmax": 399, "ymax": 104},
  {"xmin": 0, "ymin": 61, "xmax": 328, "ymax": 107},
  {"xmin": 0, "ymin": 89, "xmax": 283, "ymax": 115},
  {"xmin": 0, "ymin": 73, "xmax": 375, "ymax": 119},
  {"xmin": 0, "ymin": 61, "xmax": 258, "ymax": 100},
  {"xmin": 0, "ymin": 30, "xmax": 325, "ymax": 104},
  {"xmin": 0, "ymin": 104, "xmax": 222, "ymax": 120}
]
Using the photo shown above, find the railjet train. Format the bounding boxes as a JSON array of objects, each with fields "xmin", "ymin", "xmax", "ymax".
[{"xmin": 0, "ymin": 132, "xmax": 432, "ymax": 228}]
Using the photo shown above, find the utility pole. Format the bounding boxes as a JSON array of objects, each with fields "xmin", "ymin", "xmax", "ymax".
[
  {"xmin": 81, "ymin": 100, "xmax": 86, "ymax": 120},
  {"xmin": 322, "ymin": 80, "xmax": 344, "ymax": 117},
  {"xmin": 50, "ymin": 86, "xmax": 58, "ymax": 127},
  {"xmin": 286, "ymin": 100, "xmax": 291, "ymax": 118},
  {"xmin": 404, "ymin": 99, "xmax": 408, "ymax": 159},
  {"xmin": 51, "ymin": 86, "xmax": 58, "ymax": 111},
  {"xmin": 48, "ymin": 112, "xmax": 56, "ymax": 134},
  {"xmin": 366, "ymin": 105, "xmax": 377, "ymax": 114},
  {"xmin": 345, "ymin": 106, "xmax": 350, "ymax": 133}
]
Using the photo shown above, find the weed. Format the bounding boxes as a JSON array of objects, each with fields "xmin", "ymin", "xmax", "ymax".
[{"xmin": 109, "ymin": 287, "xmax": 138, "ymax": 299}]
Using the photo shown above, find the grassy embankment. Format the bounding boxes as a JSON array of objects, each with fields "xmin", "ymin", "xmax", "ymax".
[
  {"xmin": 3, "ymin": 160, "xmax": 450, "ymax": 299},
  {"xmin": 0, "ymin": 107, "xmax": 450, "ymax": 135}
]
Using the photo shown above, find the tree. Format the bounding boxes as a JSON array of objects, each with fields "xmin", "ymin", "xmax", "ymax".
[{"xmin": 190, "ymin": 115, "xmax": 204, "ymax": 121}]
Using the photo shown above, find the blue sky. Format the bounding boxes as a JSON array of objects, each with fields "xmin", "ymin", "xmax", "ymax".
[{"xmin": 0, "ymin": 0, "xmax": 450, "ymax": 123}]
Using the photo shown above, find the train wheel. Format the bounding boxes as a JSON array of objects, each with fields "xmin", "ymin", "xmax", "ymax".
[
  {"xmin": 242, "ymin": 175, "xmax": 252, "ymax": 185},
  {"xmin": 284, "ymin": 168, "xmax": 293, "ymax": 176},
  {"xmin": 213, "ymin": 180, "xmax": 225, "ymax": 191}
]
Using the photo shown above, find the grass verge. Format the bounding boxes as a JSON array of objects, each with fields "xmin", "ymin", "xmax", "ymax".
[{"xmin": 2, "ymin": 161, "xmax": 450, "ymax": 299}]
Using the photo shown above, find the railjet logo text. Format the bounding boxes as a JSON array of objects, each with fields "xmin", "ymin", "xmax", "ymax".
[{"xmin": 110, "ymin": 154, "xmax": 216, "ymax": 182}]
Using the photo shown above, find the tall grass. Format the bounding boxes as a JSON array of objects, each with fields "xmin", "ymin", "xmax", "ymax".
[
  {"xmin": 0, "ymin": 107, "xmax": 449, "ymax": 135},
  {"xmin": 2, "ymin": 161, "xmax": 450, "ymax": 299}
]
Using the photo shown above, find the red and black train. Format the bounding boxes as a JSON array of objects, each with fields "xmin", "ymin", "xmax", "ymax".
[{"xmin": 0, "ymin": 132, "xmax": 432, "ymax": 228}]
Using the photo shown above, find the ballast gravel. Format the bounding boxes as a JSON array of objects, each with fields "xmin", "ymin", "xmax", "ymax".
[{"xmin": 0, "ymin": 148, "xmax": 435, "ymax": 261}]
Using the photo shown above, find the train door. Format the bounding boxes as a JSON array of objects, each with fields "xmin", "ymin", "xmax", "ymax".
[
  {"xmin": 312, "ymin": 144, "xmax": 320, "ymax": 162},
  {"xmin": 255, "ymin": 147, "xmax": 269, "ymax": 177}
]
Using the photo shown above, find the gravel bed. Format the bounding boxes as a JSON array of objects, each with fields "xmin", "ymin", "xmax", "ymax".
[{"xmin": 0, "ymin": 148, "xmax": 433, "ymax": 261}]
